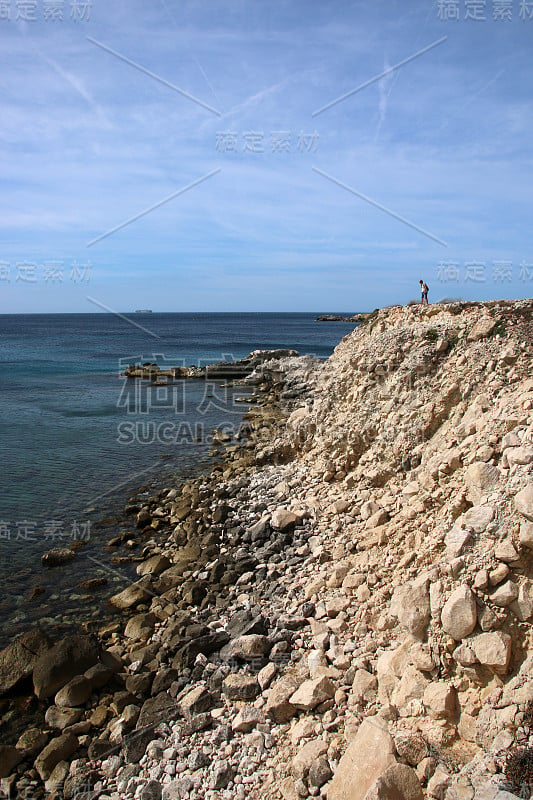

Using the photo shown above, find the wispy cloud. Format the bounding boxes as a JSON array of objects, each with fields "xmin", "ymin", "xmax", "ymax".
[{"xmin": 1, "ymin": 1, "xmax": 531, "ymax": 311}]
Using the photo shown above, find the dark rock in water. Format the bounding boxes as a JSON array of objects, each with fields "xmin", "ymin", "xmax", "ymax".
[
  {"xmin": 106, "ymin": 536, "xmax": 122, "ymax": 548},
  {"xmin": 0, "ymin": 627, "xmax": 53, "ymax": 696},
  {"xmin": 77, "ymin": 577, "xmax": 108, "ymax": 591},
  {"xmin": 41, "ymin": 548, "xmax": 76, "ymax": 568},
  {"xmin": 136, "ymin": 509, "xmax": 152, "ymax": 529},
  {"xmin": 27, "ymin": 586, "xmax": 46, "ymax": 601},
  {"xmin": 33, "ymin": 634, "xmax": 100, "ymax": 700}
]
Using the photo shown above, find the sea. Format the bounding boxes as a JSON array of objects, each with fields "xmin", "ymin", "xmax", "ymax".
[{"xmin": 0, "ymin": 312, "xmax": 357, "ymax": 647}]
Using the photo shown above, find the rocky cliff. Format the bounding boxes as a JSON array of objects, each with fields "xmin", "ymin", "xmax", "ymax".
[{"xmin": 260, "ymin": 299, "xmax": 533, "ymax": 800}]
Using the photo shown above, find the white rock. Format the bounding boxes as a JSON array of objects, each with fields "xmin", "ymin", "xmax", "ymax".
[
  {"xmin": 290, "ymin": 676, "xmax": 335, "ymax": 711},
  {"xmin": 445, "ymin": 526, "xmax": 471, "ymax": 558},
  {"xmin": 472, "ymin": 631, "xmax": 512, "ymax": 674},
  {"xmin": 490, "ymin": 580, "xmax": 519, "ymax": 607},
  {"xmin": 507, "ymin": 446, "xmax": 533, "ymax": 466},
  {"xmin": 327, "ymin": 717, "xmax": 395, "ymax": 800},
  {"xmin": 463, "ymin": 505, "xmax": 495, "ymax": 533},
  {"xmin": 389, "ymin": 576, "xmax": 430, "ymax": 640},
  {"xmin": 515, "ymin": 484, "xmax": 533, "ymax": 521},
  {"xmin": 519, "ymin": 520, "xmax": 533, "ymax": 548},
  {"xmin": 423, "ymin": 681, "xmax": 457, "ymax": 720},
  {"xmin": 440, "ymin": 585, "xmax": 477, "ymax": 641},
  {"xmin": 465, "ymin": 462, "xmax": 501, "ymax": 492}
]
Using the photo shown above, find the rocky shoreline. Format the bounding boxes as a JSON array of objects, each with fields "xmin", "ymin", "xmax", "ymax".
[
  {"xmin": 1, "ymin": 300, "xmax": 533, "ymax": 800},
  {"xmin": 0, "ymin": 350, "xmax": 320, "ymax": 798}
]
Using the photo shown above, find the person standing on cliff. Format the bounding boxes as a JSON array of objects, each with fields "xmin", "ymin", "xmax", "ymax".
[{"xmin": 419, "ymin": 280, "xmax": 429, "ymax": 305}]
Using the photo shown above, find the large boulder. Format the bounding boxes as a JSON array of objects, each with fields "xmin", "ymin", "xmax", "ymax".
[
  {"xmin": 45, "ymin": 706, "xmax": 83, "ymax": 731},
  {"xmin": 41, "ymin": 548, "xmax": 76, "ymax": 568},
  {"xmin": 364, "ymin": 763, "xmax": 424, "ymax": 800},
  {"xmin": 0, "ymin": 628, "xmax": 53, "ymax": 695},
  {"xmin": 466, "ymin": 462, "xmax": 501, "ymax": 493},
  {"xmin": 327, "ymin": 717, "xmax": 396, "ymax": 800},
  {"xmin": 55, "ymin": 675, "xmax": 92, "ymax": 708},
  {"xmin": 290, "ymin": 676, "xmax": 335, "ymax": 711},
  {"xmin": 33, "ymin": 635, "xmax": 100, "ymax": 700},
  {"xmin": 440, "ymin": 585, "xmax": 477, "ymax": 641},
  {"xmin": 108, "ymin": 577, "xmax": 153, "ymax": 610},
  {"xmin": 467, "ymin": 317, "xmax": 496, "ymax": 341},
  {"xmin": 136, "ymin": 554, "xmax": 171, "ymax": 577},
  {"xmin": 34, "ymin": 733, "xmax": 78, "ymax": 781},
  {"xmin": 221, "ymin": 635, "xmax": 270, "ymax": 662},
  {"xmin": 265, "ymin": 674, "xmax": 300, "ymax": 723},
  {"xmin": 390, "ymin": 576, "xmax": 430, "ymax": 640},
  {"xmin": 472, "ymin": 632, "xmax": 512, "ymax": 675}
]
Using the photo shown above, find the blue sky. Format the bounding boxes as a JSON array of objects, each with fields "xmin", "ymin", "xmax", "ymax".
[{"xmin": 1, "ymin": 0, "xmax": 532, "ymax": 311}]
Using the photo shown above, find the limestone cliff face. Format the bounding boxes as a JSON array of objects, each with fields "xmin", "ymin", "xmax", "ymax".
[
  {"xmin": 285, "ymin": 300, "xmax": 532, "ymax": 481},
  {"xmin": 263, "ymin": 299, "xmax": 533, "ymax": 799}
]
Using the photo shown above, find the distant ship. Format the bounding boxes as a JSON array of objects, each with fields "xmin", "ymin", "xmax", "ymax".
[{"xmin": 135, "ymin": 309, "xmax": 153, "ymax": 313}]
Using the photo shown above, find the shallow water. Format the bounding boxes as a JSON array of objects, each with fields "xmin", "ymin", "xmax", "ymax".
[{"xmin": 0, "ymin": 312, "xmax": 356, "ymax": 645}]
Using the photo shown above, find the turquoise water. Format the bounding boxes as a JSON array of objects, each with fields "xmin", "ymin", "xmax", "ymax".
[{"xmin": 0, "ymin": 312, "xmax": 356, "ymax": 645}]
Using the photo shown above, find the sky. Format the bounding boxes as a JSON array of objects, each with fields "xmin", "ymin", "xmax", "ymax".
[{"xmin": 1, "ymin": 0, "xmax": 532, "ymax": 312}]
